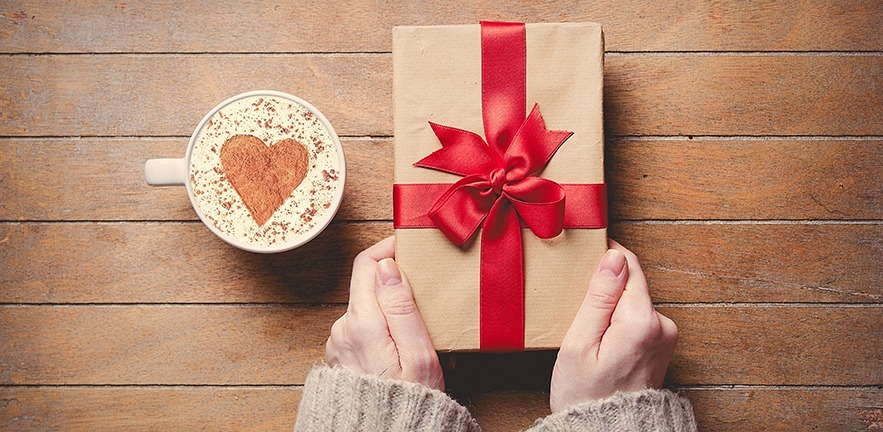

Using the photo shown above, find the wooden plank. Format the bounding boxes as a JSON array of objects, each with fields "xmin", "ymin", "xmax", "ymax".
[
  {"xmin": 612, "ymin": 223, "xmax": 883, "ymax": 303},
  {"xmin": 1, "ymin": 222, "xmax": 879, "ymax": 304},
  {"xmin": 0, "ymin": 222, "xmax": 392, "ymax": 304},
  {"xmin": 607, "ymin": 139, "xmax": 883, "ymax": 220},
  {"xmin": 1, "ymin": 1, "xmax": 880, "ymax": 53},
  {"xmin": 467, "ymin": 389, "xmax": 883, "ymax": 432},
  {"xmin": 0, "ymin": 138, "xmax": 392, "ymax": 222},
  {"xmin": 679, "ymin": 388, "xmax": 883, "ymax": 432},
  {"xmin": 1, "ymin": 387, "xmax": 880, "ymax": 432},
  {"xmin": 0, "ymin": 55, "xmax": 392, "ymax": 137},
  {"xmin": 0, "ymin": 306, "xmax": 879, "ymax": 385},
  {"xmin": 439, "ymin": 306, "xmax": 883, "ymax": 388},
  {"xmin": 2, "ymin": 56, "xmax": 881, "ymax": 137},
  {"xmin": 0, "ymin": 305, "xmax": 333, "ymax": 385},
  {"xmin": 2, "ymin": 139, "xmax": 880, "ymax": 221},
  {"xmin": 660, "ymin": 306, "xmax": 883, "ymax": 386},
  {"xmin": 0, "ymin": 387, "xmax": 302, "ymax": 431},
  {"xmin": 604, "ymin": 56, "xmax": 883, "ymax": 136}
]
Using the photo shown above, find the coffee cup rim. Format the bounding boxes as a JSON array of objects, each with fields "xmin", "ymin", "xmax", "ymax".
[{"xmin": 183, "ymin": 90, "xmax": 346, "ymax": 253}]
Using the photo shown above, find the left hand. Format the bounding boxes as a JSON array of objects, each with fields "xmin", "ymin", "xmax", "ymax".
[{"xmin": 325, "ymin": 236, "xmax": 445, "ymax": 391}]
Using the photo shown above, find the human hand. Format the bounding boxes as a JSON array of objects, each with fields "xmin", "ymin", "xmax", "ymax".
[
  {"xmin": 325, "ymin": 236, "xmax": 445, "ymax": 391},
  {"xmin": 549, "ymin": 239, "xmax": 679, "ymax": 413}
]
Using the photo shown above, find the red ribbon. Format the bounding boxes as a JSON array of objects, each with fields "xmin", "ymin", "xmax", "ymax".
[{"xmin": 393, "ymin": 21, "xmax": 607, "ymax": 351}]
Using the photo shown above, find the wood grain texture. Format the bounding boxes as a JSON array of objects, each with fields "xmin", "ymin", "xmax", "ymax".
[
  {"xmin": 437, "ymin": 305, "xmax": 883, "ymax": 388},
  {"xmin": 1, "ymin": 388, "xmax": 880, "ymax": 432},
  {"xmin": 465, "ymin": 388, "xmax": 883, "ymax": 432},
  {"xmin": 0, "ymin": 55, "xmax": 391, "ymax": 136},
  {"xmin": 661, "ymin": 306, "xmax": 883, "ymax": 386},
  {"xmin": 2, "ymin": 138, "xmax": 879, "ymax": 221},
  {"xmin": 0, "ymin": 387, "xmax": 302, "ymax": 431},
  {"xmin": 607, "ymin": 139, "xmax": 883, "ymax": 220},
  {"xmin": 2, "ymin": 56, "xmax": 881, "ymax": 137},
  {"xmin": 0, "ymin": 222, "xmax": 392, "ymax": 304},
  {"xmin": 2, "ymin": 222, "xmax": 879, "ymax": 304},
  {"xmin": 0, "ymin": 138, "xmax": 391, "ymax": 221},
  {"xmin": 0, "ymin": 306, "xmax": 333, "ymax": 385},
  {"xmin": 611, "ymin": 223, "xmax": 883, "ymax": 303},
  {"xmin": 467, "ymin": 388, "xmax": 883, "ymax": 432},
  {"xmin": 680, "ymin": 388, "xmax": 883, "ymax": 432},
  {"xmin": 0, "ymin": 305, "xmax": 879, "ymax": 385},
  {"xmin": 604, "ymin": 55, "xmax": 883, "ymax": 136},
  {"xmin": 1, "ymin": 1, "xmax": 880, "ymax": 53}
]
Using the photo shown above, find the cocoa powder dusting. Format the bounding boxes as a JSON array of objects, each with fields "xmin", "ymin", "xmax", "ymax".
[{"xmin": 188, "ymin": 95, "xmax": 340, "ymax": 249}]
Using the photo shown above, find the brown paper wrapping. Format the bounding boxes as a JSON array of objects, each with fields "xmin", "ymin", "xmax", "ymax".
[{"xmin": 393, "ymin": 22, "xmax": 606, "ymax": 351}]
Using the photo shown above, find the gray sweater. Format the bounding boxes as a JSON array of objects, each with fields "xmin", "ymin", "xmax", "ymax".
[{"xmin": 294, "ymin": 365, "xmax": 697, "ymax": 431}]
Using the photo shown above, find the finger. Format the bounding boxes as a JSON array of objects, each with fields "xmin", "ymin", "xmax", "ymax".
[
  {"xmin": 325, "ymin": 315, "xmax": 346, "ymax": 364},
  {"xmin": 347, "ymin": 236, "xmax": 396, "ymax": 321},
  {"xmin": 607, "ymin": 239, "xmax": 649, "ymax": 296},
  {"xmin": 561, "ymin": 248, "xmax": 629, "ymax": 353},
  {"xmin": 325, "ymin": 336, "xmax": 338, "ymax": 365},
  {"xmin": 657, "ymin": 312, "xmax": 679, "ymax": 345},
  {"xmin": 607, "ymin": 239, "xmax": 655, "ymax": 315},
  {"xmin": 374, "ymin": 258, "xmax": 438, "ymax": 370}
]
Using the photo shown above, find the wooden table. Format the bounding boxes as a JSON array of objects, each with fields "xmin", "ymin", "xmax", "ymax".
[{"xmin": 1, "ymin": 2, "xmax": 881, "ymax": 430}]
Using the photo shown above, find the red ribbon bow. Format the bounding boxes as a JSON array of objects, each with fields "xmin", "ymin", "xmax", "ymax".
[
  {"xmin": 393, "ymin": 21, "xmax": 607, "ymax": 351},
  {"xmin": 417, "ymin": 107, "xmax": 573, "ymax": 246}
]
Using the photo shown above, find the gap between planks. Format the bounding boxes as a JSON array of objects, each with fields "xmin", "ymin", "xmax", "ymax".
[
  {"xmin": 2, "ymin": 135, "xmax": 883, "ymax": 140},
  {"xmin": 0, "ymin": 384, "xmax": 304, "ymax": 389},
  {"xmin": 0, "ymin": 303, "xmax": 879, "ymax": 307},
  {"xmin": 0, "ymin": 384, "xmax": 878, "ymax": 390},
  {"xmin": 0, "ymin": 51, "xmax": 882, "ymax": 56},
  {"xmin": 0, "ymin": 220, "xmax": 879, "ymax": 225}
]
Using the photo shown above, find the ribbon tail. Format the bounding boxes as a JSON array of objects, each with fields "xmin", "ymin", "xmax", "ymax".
[
  {"xmin": 480, "ymin": 198, "xmax": 525, "ymax": 351},
  {"xmin": 481, "ymin": 21, "xmax": 526, "ymax": 156}
]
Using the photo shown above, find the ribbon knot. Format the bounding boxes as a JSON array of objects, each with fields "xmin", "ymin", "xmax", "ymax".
[
  {"xmin": 415, "ymin": 104, "xmax": 573, "ymax": 247},
  {"xmin": 489, "ymin": 168, "xmax": 507, "ymax": 195}
]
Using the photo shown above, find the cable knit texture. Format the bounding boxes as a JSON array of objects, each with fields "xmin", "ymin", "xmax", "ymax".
[
  {"xmin": 294, "ymin": 364, "xmax": 480, "ymax": 432},
  {"xmin": 294, "ymin": 365, "xmax": 696, "ymax": 431},
  {"xmin": 525, "ymin": 388, "xmax": 697, "ymax": 432}
]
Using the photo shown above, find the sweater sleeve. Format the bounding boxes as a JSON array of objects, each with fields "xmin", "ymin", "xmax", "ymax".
[
  {"xmin": 294, "ymin": 364, "xmax": 480, "ymax": 432},
  {"xmin": 524, "ymin": 389, "xmax": 697, "ymax": 432}
]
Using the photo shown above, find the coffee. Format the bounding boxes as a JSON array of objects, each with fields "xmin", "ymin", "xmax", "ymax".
[{"xmin": 187, "ymin": 95, "xmax": 342, "ymax": 249}]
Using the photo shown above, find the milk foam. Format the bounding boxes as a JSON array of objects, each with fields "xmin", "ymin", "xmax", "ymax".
[{"xmin": 189, "ymin": 95, "xmax": 340, "ymax": 248}]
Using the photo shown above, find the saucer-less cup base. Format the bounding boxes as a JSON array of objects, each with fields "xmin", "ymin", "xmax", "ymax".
[{"xmin": 145, "ymin": 90, "xmax": 346, "ymax": 253}]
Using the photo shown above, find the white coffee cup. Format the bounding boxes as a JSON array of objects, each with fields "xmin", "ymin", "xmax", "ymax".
[{"xmin": 145, "ymin": 90, "xmax": 346, "ymax": 253}]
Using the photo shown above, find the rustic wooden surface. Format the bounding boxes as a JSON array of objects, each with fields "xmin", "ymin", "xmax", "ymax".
[{"xmin": 1, "ymin": 1, "xmax": 881, "ymax": 431}]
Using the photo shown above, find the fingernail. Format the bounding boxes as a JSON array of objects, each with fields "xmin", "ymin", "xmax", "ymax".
[
  {"xmin": 377, "ymin": 258, "xmax": 402, "ymax": 287},
  {"xmin": 598, "ymin": 249, "xmax": 627, "ymax": 277}
]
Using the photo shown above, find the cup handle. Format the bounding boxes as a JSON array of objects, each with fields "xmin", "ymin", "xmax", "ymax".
[{"xmin": 145, "ymin": 158, "xmax": 187, "ymax": 186}]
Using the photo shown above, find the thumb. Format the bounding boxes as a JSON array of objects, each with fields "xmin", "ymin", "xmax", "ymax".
[
  {"xmin": 561, "ymin": 249, "xmax": 629, "ymax": 353},
  {"xmin": 374, "ymin": 258, "xmax": 437, "ymax": 369}
]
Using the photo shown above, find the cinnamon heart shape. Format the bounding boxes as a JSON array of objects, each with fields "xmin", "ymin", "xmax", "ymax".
[{"xmin": 219, "ymin": 134, "xmax": 310, "ymax": 226}]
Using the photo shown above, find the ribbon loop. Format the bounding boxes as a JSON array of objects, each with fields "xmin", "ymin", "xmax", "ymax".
[
  {"xmin": 504, "ymin": 177, "xmax": 566, "ymax": 239},
  {"xmin": 427, "ymin": 175, "xmax": 496, "ymax": 246}
]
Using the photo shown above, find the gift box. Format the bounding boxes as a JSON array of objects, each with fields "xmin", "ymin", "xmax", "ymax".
[{"xmin": 393, "ymin": 22, "xmax": 607, "ymax": 352}]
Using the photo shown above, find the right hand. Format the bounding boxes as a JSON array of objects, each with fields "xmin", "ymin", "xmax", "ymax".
[
  {"xmin": 324, "ymin": 236, "xmax": 445, "ymax": 391},
  {"xmin": 549, "ymin": 240, "xmax": 679, "ymax": 413}
]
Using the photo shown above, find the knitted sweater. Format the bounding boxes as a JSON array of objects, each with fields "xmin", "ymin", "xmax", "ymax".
[{"xmin": 294, "ymin": 365, "xmax": 696, "ymax": 431}]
